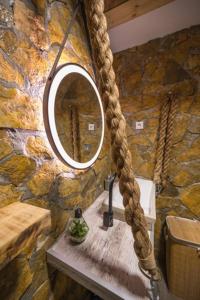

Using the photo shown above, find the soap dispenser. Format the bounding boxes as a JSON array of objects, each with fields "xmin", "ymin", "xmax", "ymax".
[{"xmin": 66, "ymin": 207, "xmax": 89, "ymax": 243}]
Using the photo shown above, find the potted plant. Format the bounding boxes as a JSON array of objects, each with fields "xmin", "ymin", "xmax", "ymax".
[{"xmin": 66, "ymin": 207, "xmax": 89, "ymax": 243}]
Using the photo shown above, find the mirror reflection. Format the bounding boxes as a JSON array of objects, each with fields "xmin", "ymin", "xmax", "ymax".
[{"xmin": 55, "ymin": 72, "xmax": 102, "ymax": 163}]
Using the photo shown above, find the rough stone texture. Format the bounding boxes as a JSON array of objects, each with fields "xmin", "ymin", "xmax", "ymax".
[
  {"xmin": 0, "ymin": 155, "xmax": 36, "ymax": 185},
  {"xmin": 58, "ymin": 175, "xmax": 81, "ymax": 198},
  {"xmin": 180, "ymin": 184, "xmax": 200, "ymax": 215},
  {"xmin": 0, "ymin": 255, "xmax": 33, "ymax": 300},
  {"xmin": 14, "ymin": 0, "xmax": 48, "ymax": 51},
  {"xmin": 114, "ymin": 25, "xmax": 200, "ymax": 263},
  {"xmin": 25, "ymin": 136, "xmax": 53, "ymax": 159},
  {"xmin": 27, "ymin": 160, "xmax": 69, "ymax": 197},
  {"xmin": 0, "ymin": 50, "xmax": 25, "ymax": 87},
  {"xmin": 0, "ymin": 0, "xmax": 199, "ymax": 298},
  {"xmin": 0, "ymin": 130, "xmax": 13, "ymax": 159},
  {"xmin": 0, "ymin": 0, "xmax": 109, "ymax": 299},
  {"xmin": 0, "ymin": 86, "xmax": 43, "ymax": 130},
  {"xmin": 0, "ymin": 184, "xmax": 23, "ymax": 208}
]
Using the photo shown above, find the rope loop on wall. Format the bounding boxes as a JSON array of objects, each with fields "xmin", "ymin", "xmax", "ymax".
[
  {"xmin": 85, "ymin": 0, "xmax": 161, "ymax": 281},
  {"xmin": 154, "ymin": 92, "xmax": 178, "ymax": 191}
]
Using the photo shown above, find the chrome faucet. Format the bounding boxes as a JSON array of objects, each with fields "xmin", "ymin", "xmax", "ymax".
[{"xmin": 103, "ymin": 173, "xmax": 117, "ymax": 227}]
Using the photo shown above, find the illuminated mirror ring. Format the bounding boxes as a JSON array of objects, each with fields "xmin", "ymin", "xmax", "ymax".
[{"xmin": 43, "ymin": 63, "xmax": 105, "ymax": 169}]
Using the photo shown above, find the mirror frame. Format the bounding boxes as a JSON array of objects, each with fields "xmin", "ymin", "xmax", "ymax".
[{"xmin": 43, "ymin": 63, "xmax": 105, "ymax": 169}]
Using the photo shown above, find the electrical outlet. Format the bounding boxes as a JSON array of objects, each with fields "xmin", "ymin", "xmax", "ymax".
[
  {"xmin": 136, "ymin": 121, "xmax": 144, "ymax": 130},
  {"xmin": 88, "ymin": 123, "xmax": 95, "ymax": 131}
]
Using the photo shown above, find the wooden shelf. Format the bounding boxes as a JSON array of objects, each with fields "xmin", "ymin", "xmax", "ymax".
[
  {"xmin": 0, "ymin": 202, "xmax": 51, "ymax": 270},
  {"xmin": 47, "ymin": 194, "xmax": 151, "ymax": 300}
]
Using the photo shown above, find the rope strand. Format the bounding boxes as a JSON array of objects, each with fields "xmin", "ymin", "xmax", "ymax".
[
  {"xmin": 154, "ymin": 97, "xmax": 170, "ymax": 187},
  {"xmin": 162, "ymin": 95, "xmax": 178, "ymax": 186},
  {"xmin": 154, "ymin": 93, "xmax": 178, "ymax": 190},
  {"xmin": 85, "ymin": 0, "xmax": 160, "ymax": 280}
]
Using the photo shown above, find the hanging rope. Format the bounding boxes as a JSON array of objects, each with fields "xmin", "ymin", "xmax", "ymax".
[
  {"xmin": 162, "ymin": 95, "xmax": 178, "ymax": 187},
  {"xmin": 48, "ymin": 0, "xmax": 80, "ymax": 80},
  {"xmin": 85, "ymin": 0, "xmax": 160, "ymax": 281},
  {"xmin": 154, "ymin": 93, "xmax": 178, "ymax": 191},
  {"xmin": 153, "ymin": 97, "xmax": 171, "ymax": 190}
]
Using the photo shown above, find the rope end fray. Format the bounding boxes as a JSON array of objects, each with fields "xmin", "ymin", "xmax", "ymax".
[{"xmin": 138, "ymin": 251, "xmax": 162, "ymax": 281}]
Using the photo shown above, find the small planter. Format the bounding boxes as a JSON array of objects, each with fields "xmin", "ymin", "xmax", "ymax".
[{"xmin": 66, "ymin": 208, "xmax": 89, "ymax": 244}]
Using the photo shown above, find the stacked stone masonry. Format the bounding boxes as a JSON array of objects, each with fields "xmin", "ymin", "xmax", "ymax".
[
  {"xmin": 113, "ymin": 24, "xmax": 200, "ymax": 262},
  {"xmin": 0, "ymin": 0, "xmax": 110, "ymax": 299},
  {"xmin": 0, "ymin": 0, "xmax": 199, "ymax": 298}
]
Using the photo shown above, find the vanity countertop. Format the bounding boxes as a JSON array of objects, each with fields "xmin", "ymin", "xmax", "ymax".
[
  {"xmin": 47, "ymin": 193, "xmax": 152, "ymax": 300},
  {"xmin": 0, "ymin": 202, "xmax": 51, "ymax": 270}
]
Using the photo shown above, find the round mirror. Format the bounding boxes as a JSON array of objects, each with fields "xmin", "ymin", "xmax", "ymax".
[{"xmin": 43, "ymin": 64, "xmax": 105, "ymax": 169}]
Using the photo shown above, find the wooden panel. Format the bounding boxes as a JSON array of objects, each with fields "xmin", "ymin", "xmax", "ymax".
[
  {"xmin": 0, "ymin": 202, "xmax": 51, "ymax": 270},
  {"xmin": 105, "ymin": 0, "xmax": 175, "ymax": 29},
  {"xmin": 166, "ymin": 230, "xmax": 200, "ymax": 299},
  {"xmin": 104, "ymin": 0, "xmax": 127, "ymax": 12},
  {"xmin": 166, "ymin": 216, "xmax": 200, "ymax": 246},
  {"xmin": 47, "ymin": 193, "xmax": 152, "ymax": 300}
]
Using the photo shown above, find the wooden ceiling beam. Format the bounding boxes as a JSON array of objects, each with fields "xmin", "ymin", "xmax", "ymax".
[
  {"xmin": 104, "ymin": 0, "xmax": 127, "ymax": 12},
  {"xmin": 105, "ymin": 0, "xmax": 175, "ymax": 29}
]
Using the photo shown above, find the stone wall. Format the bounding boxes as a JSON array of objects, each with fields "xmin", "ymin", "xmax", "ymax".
[
  {"xmin": 0, "ymin": 0, "xmax": 110, "ymax": 299},
  {"xmin": 114, "ymin": 25, "xmax": 200, "ymax": 262},
  {"xmin": 0, "ymin": 0, "xmax": 199, "ymax": 296}
]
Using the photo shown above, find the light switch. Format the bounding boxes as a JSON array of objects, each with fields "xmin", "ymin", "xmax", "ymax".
[
  {"xmin": 84, "ymin": 144, "xmax": 91, "ymax": 152},
  {"xmin": 88, "ymin": 123, "xmax": 95, "ymax": 131},
  {"xmin": 136, "ymin": 121, "xmax": 144, "ymax": 130}
]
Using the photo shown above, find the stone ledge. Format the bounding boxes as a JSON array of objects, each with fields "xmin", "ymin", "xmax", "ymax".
[{"xmin": 0, "ymin": 202, "xmax": 51, "ymax": 270}]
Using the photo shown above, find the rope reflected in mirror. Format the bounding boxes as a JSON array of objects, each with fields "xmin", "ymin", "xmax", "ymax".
[{"xmin": 69, "ymin": 105, "xmax": 81, "ymax": 161}]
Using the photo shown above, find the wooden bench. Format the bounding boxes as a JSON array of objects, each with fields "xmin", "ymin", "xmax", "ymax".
[{"xmin": 0, "ymin": 202, "xmax": 51, "ymax": 270}]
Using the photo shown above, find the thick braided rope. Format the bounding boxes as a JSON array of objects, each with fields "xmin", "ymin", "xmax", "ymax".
[
  {"xmin": 153, "ymin": 98, "xmax": 170, "ymax": 186},
  {"xmin": 86, "ymin": 0, "xmax": 160, "ymax": 280},
  {"xmin": 162, "ymin": 95, "xmax": 178, "ymax": 186}
]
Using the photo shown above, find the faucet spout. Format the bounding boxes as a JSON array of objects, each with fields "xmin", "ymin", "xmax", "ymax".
[{"xmin": 103, "ymin": 173, "xmax": 117, "ymax": 227}]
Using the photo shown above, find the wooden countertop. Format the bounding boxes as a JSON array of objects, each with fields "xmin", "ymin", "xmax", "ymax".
[
  {"xmin": 0, "ymin": 202, "xmax": 51, "ymax": 270},
  {"xmin": 47, "ymin": 193, "xmax": 152, "ymax": 300}
]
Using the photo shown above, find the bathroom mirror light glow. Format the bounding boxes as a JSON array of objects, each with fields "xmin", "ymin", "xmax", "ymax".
[{"xmin": 43, "ymin": 64, "xmax": 105, "ymax": 169}]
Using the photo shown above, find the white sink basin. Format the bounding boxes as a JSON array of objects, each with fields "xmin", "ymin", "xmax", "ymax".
[{"xmin": 101, "ymin": 177, "xmax": 156, "ymax": 242}]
